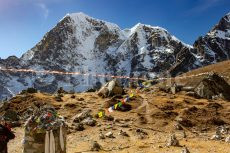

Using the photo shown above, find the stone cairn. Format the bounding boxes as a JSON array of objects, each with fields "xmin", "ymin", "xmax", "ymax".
[{"xmin": 23, "ymin": 106, "xmax": 67, "ymax": 153}]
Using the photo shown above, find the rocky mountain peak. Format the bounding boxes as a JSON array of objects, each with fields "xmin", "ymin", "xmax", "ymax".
[
  {"xmin": 212, "ymin": 12, "xmax": 230, "ymax": 31},
  {"xmin": 1, "ymin": 12, "xmax": 230, "ymax": 100},
  {"xmin": 193, "ymin": 12, "xmax": 230, "ymax": 65}
]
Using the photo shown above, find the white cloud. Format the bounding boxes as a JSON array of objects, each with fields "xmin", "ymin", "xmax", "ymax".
[{"xmin": 37, "ymin": 3, "xmax": 49, "ymax": 19}]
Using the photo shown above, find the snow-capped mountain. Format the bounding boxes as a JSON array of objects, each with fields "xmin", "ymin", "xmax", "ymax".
[
  {"xmin": 194, "ymin": 13, "xmax": 230, "ymax": 64},
  {"xmin": 0, "ymin": 12, "xmax": 229, "ymax": 100}
]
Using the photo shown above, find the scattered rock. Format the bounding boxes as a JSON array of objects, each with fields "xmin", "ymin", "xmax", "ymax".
[
  {"xmin": 136, "ymin": 128, "xmax": 148, "ymax": 139},
  {"xmin": 225, "ymin": 135, "xmax": 230, "ymax": 143},
  {"xmin": 158, "ymin": 145, "xmax": 163, "ymax": 148},
  {"xmin": 217, "ymin": 125, "xmax": 229, "ymax": 135},
  {"xmin": 54, "ymin": 95, "xmax": 63, "ymax": 102},
  {"xmin": 64, "ymin": 103, "xmax": 77, "ymax": 108},
  {"xmin": 211, "ymin": 131, "xmax": 222, "ymax": 140},
  {"xmin": 105, "ymin": 131, "xmax": 115, "ymax": 138},
  {"xmin": 120, "ymin": 124, "xmax": 130, "ymax": 128},
  {"xmin": 70, "ymin": 95, "xmax": 76, "ymax": 99},
  {"xmin": 182, "ymin": 130, "xmax": 187, "ymax": 138},
  {"xmin": 90, "ymin": 141, "xmax": 101, "ymax": 151},
  {"xmin": 181, "ymin": 146, "xmax": 190, "ymax": 153},
  {"xmin": 175, "ymin": 116, "xmax": 194, "ymax": 127},
  {"xmin": 82, "ymin": 117, "xmax": 97, "ymax": 126},
  {"xmin": 174, "ymin": 123, "xmax": 183, "ymax": 130},
  {"xmin": 99, "ymin": 133, "xmax": 105, "ymax": 139},
  {"xmin": 103, "ymin": 115, "xmax": 114, "ymax": 121},
  {"xmin": 118, "ymin": 130, "xmax": 129, "ymax": 137},
  {"xmin": 78, "ymin": 98, "xmax": 84, "ymax": 101},
  {"xmin": 167, "ymin": 134, "xmax": 180, "ymax": 147},
  {"xmin": 73, "ymin": 123, "xmax": 85, "ymax": 131},
  {"xmin": 73, "ymin": 109, "xmax": 92, "ymax": 123}
]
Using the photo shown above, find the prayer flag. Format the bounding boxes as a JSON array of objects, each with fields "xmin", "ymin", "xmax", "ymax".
[
  {"xmin": 98, "ymin": 111, "xmax": 103, "ymax": 118},
  {"xmin": 130, "ymin": 93, "xmax": 134, "ymax": 98},
  {"xmin": 108, "ymin": 107, "xmax": 113, "ymax": 113},
  {"xmin": 115, "ymin": 104, "xmax": 118, "ymax": 109}
]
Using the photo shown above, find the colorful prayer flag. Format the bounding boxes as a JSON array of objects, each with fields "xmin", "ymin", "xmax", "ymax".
[
  {"xmin": 114, "ymin": 104, "xmax": 118, "ymax": 109},
  {"xmin": 130, "ymin": 93, "xmax": 134, "ymax": 98},
  {"xmin": 108, "ymin": 107, "xmax": 113, "ymax": 113},
  {"xmin": 98, "ymin": 111, "xmax": 103, "ymax": 118}
]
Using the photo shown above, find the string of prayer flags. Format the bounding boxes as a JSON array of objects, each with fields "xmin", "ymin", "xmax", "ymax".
[
  {"xmin": 107, "ymin": 90, "xmax": 138, "ymax": 112},
  {"xmin": 98, "ymin": 88, "xmax": 142, "ymax": 117}
]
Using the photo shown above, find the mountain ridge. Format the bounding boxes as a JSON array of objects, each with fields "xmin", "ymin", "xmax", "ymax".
[{"xmin": 0, "ymin": 12, "xmax": 229, "ymax": 100}]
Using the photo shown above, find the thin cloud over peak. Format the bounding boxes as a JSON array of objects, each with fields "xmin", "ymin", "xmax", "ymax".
[{"xmin": 37, "ymin": 3, "xmax": 49, "ymax": 19}]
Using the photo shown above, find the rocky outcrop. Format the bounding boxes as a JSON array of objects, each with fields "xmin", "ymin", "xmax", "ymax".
[{"xmin": 194, "ymin": 73, "xmax": 230, "ymax": 100}]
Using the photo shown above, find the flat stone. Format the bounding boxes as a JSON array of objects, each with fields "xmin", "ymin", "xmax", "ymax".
[{"xmin": 105, "ymin": 131, "xmax": 115, "ymax": 138}]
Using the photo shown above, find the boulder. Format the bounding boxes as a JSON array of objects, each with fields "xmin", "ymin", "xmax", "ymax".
[
  {"xmin": 211, "ymin": 130, "xmax": 223, "ymax": 140},
  {"xmin": 82, "ymin": 117, "xmax": 96, "ymax": 127},
  {"xmin": 90, "ymin": 141, "xmax": 101, "ymax": 151},
  {"xmin": 72, "ymin": 109, "xmax": 92, "ymax": 123},
  {"xmin": 105, "ymin": 131, "xmax": 115, "ymax": 138},
  {"xmin": 73, "ymin": 123, "xmax": 85, "ymax": 131},
  {"xmin": 98, "ymin": 79, "xmax": 124, "ymax": 98},
  {"xmin": 194, "ymin": 73, "xmax": 230, "ymax": 100}
]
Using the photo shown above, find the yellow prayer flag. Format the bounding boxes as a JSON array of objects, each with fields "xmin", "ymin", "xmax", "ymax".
[
  {"xmin": 98, "ymin": 111, "xmax": 103, "ymax": 118},
  {"xmin": 130, "ymin": 93, "xmax": 134, "ymax": 98},
  {"xmin": 114, "ymin": 104, "xmax": 118, "ymax": 109}
]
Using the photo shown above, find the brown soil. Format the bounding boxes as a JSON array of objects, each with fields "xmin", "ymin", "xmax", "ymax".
[{"xmin": 5, "ymin": 88, "xmax": 230, "ymax": 153}]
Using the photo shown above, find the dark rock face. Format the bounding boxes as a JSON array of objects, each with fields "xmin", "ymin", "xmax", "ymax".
[{"xmin": 193, "ymin": 13, "xmax": 230, "ymax": 65}]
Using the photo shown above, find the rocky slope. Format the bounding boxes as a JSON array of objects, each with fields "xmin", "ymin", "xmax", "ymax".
[{"xmin": 0, "ymin": 12, "xmax": 229, "ymax": 100}]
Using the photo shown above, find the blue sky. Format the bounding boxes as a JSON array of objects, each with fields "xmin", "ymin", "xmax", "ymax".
[{"xmin": 0, "ymin": 0, "xmax": 230, "ymax": 59}]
